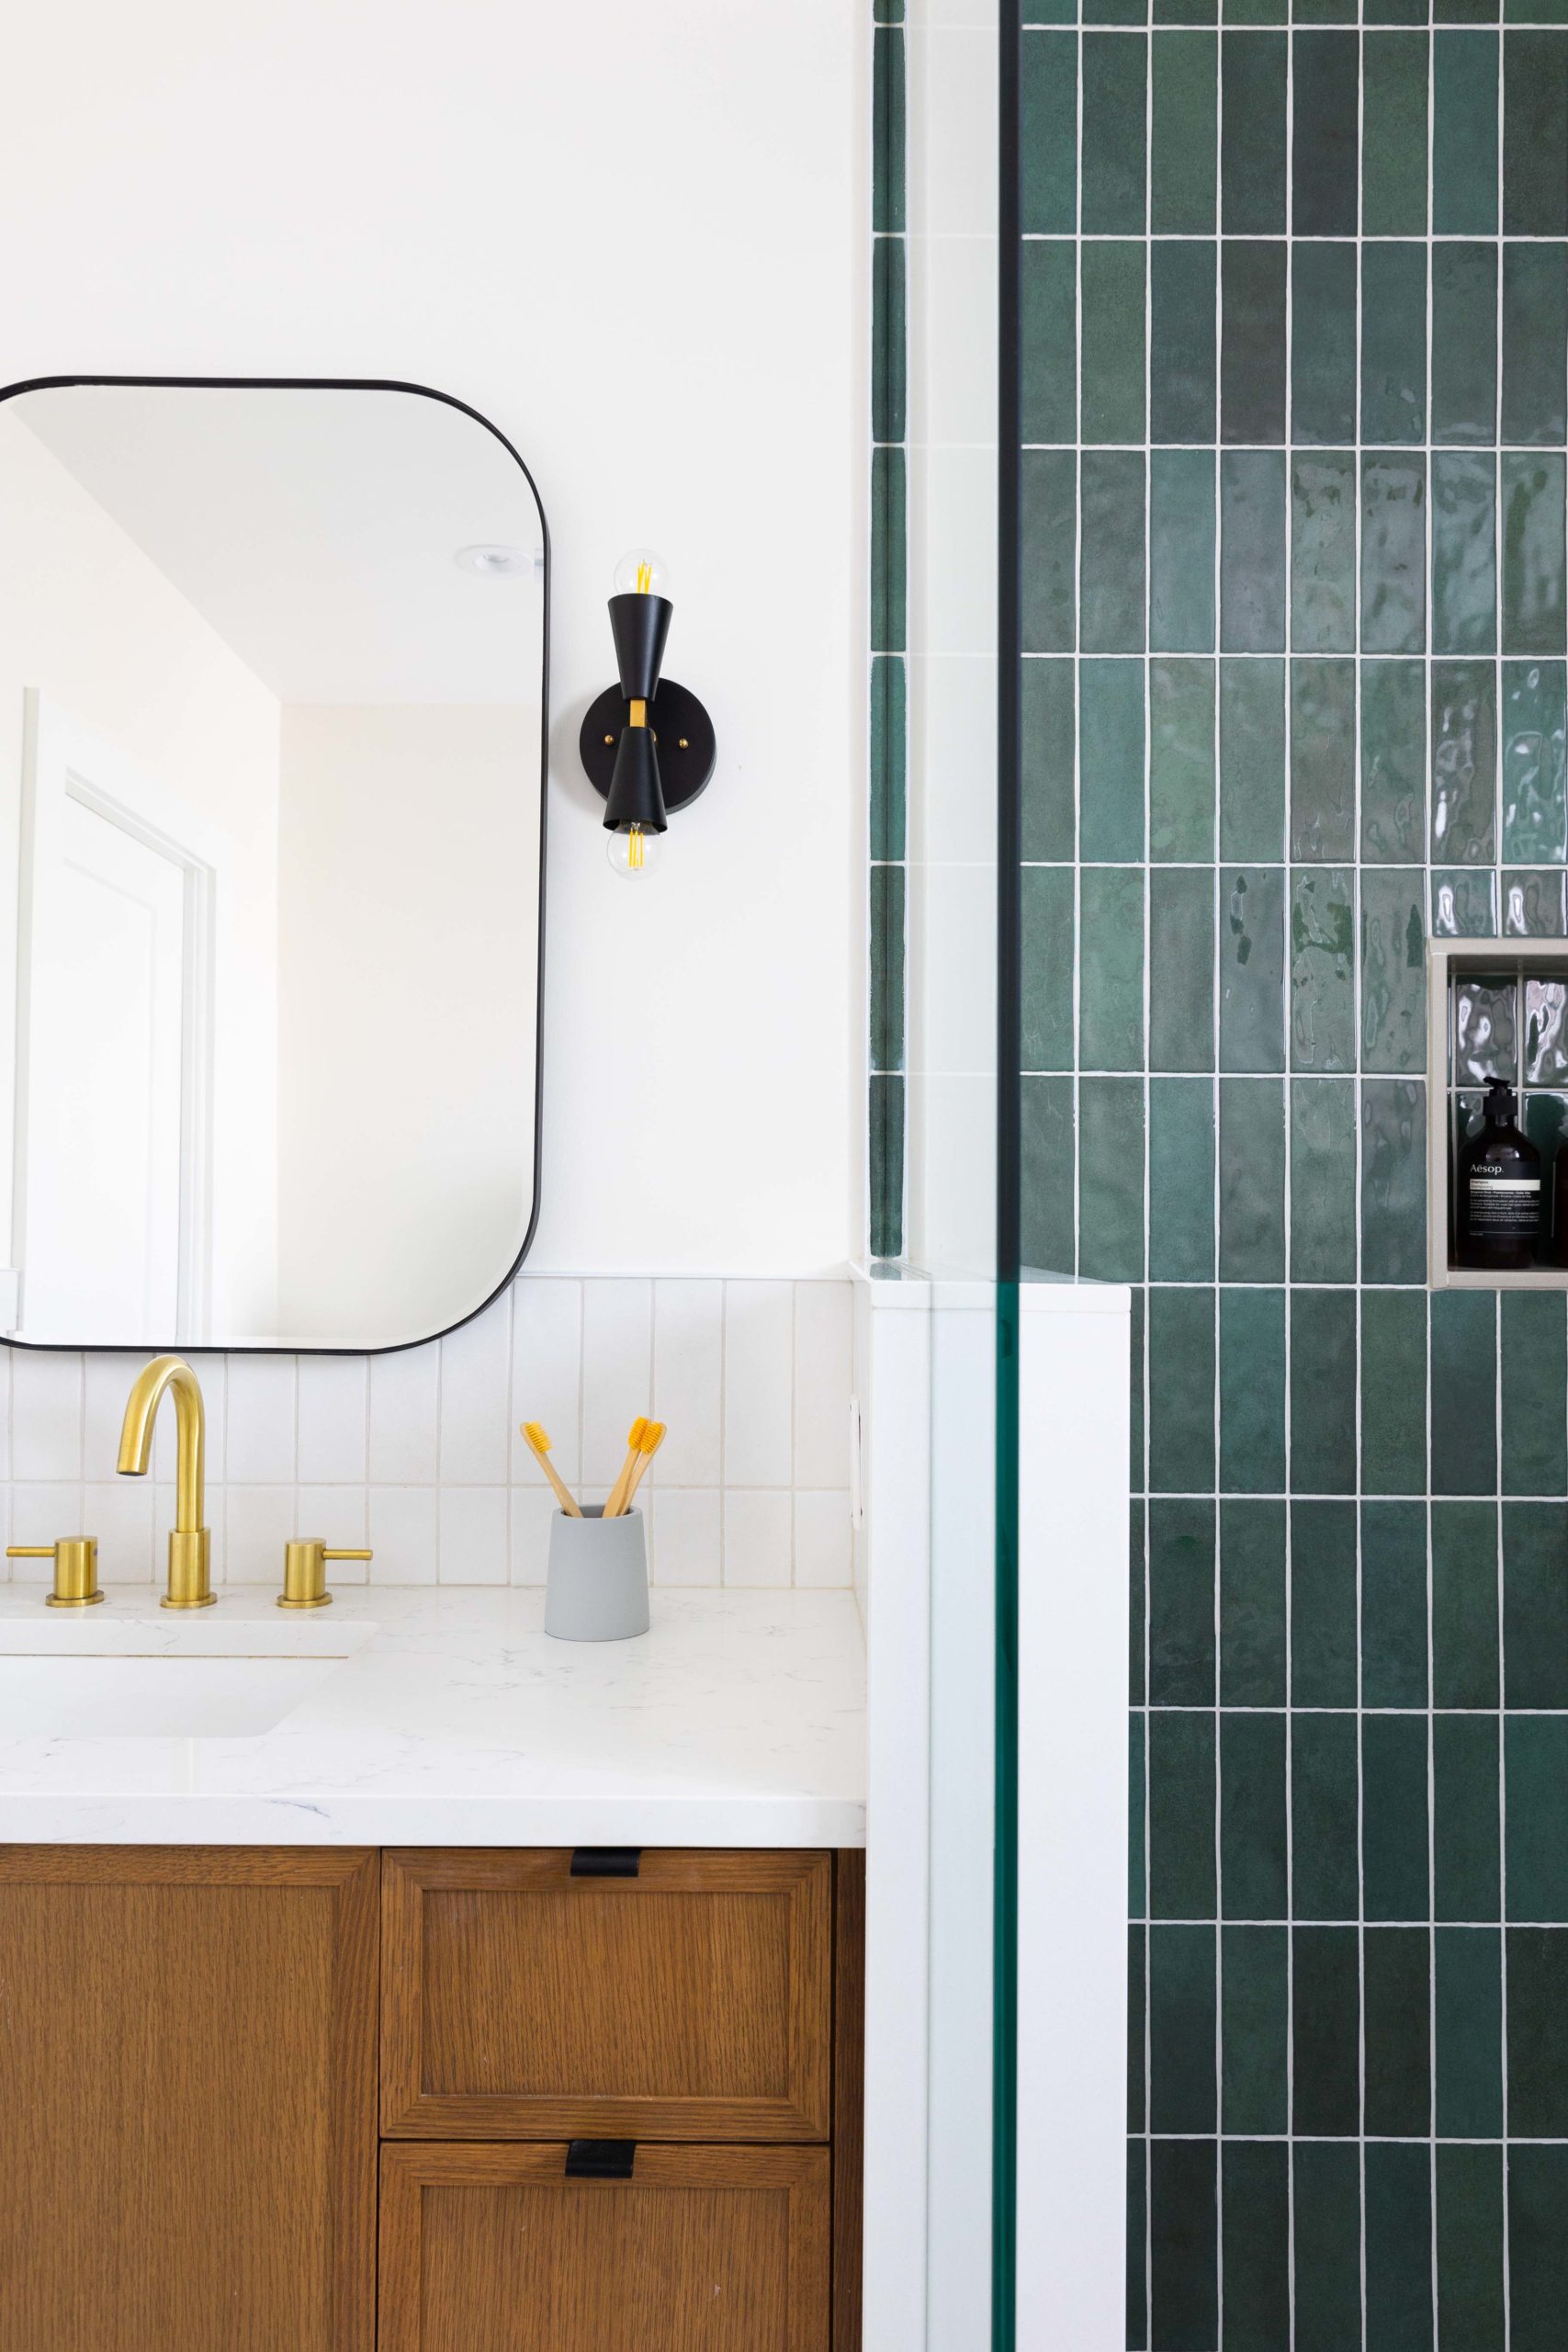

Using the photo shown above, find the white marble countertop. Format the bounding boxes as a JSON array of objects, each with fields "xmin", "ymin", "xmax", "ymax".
[{"xmin": 0, "ymin": 1587, "xmax": 866, "ymax": 1848}]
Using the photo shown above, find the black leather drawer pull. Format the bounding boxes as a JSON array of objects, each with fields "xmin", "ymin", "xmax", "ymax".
[
  {"xmin": 570, "ymin": 1847, "xmax": 641, "ymax": 1877},
  {"xmin": 566, "ymin": 2140, "xmax": 637, "ymax": 2179}
]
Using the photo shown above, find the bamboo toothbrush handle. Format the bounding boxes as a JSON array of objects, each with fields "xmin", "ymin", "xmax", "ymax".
[
  {"xmin": 604, "ymin": 1445, "xmax": 640, "ymax": 1518},
  {"xmin": 523, "ymin": 1430, "xmax": 582, "ymax": 1517},
  {"xmin": 621, "ymin": 1450, "xmax": 655, "ymax": 1510}
]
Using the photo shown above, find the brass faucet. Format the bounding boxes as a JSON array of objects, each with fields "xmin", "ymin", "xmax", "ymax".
[{"xmin": 117, "ymin": 1355, "xmax": 214, "ymax": 1609}]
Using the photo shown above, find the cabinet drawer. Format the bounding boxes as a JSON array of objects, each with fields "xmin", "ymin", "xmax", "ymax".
[
  {"xmin": 379, "ymin": 2141, "xmax": 829, "ymax": 2352},
  {"xmin": 381, "ymin": 1848, "xmax": 832, "ymax": 2141}
]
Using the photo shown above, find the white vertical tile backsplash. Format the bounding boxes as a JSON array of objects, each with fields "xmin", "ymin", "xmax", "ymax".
[{"xmin": 1, "ymin": 1277, "xmax": 853, "ymax": 1590}]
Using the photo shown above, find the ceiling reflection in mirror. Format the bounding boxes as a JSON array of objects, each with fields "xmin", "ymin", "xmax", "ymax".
[{"xmin": 0, "ymin": 382, "xmax": 546, "ymax": 1351}]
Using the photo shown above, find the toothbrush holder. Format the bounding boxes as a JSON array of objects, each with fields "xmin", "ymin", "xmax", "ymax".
[{"xmin": 544, "ymin": 1505, "xmax": 650, "ymax": 1643}]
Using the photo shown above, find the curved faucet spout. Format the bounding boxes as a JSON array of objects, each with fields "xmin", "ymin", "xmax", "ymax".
[{"xmin": 118, "ymin": 1355, "xmax": 212, "ymax": 1608}]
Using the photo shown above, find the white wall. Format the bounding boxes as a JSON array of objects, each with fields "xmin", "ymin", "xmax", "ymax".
[{"xmin": 0, "ymin": 0, "xmax": 866, "ymax": 1280}]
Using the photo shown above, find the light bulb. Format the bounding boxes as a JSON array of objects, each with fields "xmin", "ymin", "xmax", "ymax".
[
  {"xmin": 605, "ymin": 824, "xmax": 661, "ymax": 880},
  {"xmin": 612, "ymin": 547, "xmax": 671, "ymax": 599}
]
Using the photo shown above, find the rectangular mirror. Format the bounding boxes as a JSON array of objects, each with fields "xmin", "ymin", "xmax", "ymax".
[{"xmin": 0, "ymin": 377, "xmax": 547, "ymax": 1352}]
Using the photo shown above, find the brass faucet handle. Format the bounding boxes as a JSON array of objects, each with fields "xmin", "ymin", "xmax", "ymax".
[
  {"xmin": 278, "ymin": 1539, "xmax": 372, "ymax": 1611},
  {"xmin": 7, "ymin": 1536, "xmax": 103, "ymax": 1609}
]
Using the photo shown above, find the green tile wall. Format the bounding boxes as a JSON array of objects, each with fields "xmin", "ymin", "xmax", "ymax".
[
  {"xmin": 1018, "ymin": 10, "xmax": 1568, "ymax": 2346},
  {"xmin": 871, "ymin": 5, "xmax": 907, "ymax": 1261}
]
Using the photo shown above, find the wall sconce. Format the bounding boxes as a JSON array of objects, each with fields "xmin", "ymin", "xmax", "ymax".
[{"xmin": 579, "ymin": 548, "xmax": 716, "ymax": 878}]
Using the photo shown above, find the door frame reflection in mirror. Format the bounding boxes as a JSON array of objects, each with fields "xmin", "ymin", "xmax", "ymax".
[{"xmin": 0, "ymin": 374, "xmax": 550, "ymax": 1357}]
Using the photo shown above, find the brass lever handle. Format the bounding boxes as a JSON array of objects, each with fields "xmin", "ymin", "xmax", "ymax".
[
  {"xmin": 277, "ymin": 1539, "xmax": 372, "ymax": 1611},
  {"xmin": 7, "ymin": 1536, "xmax": 103, "ymax": 1609}
]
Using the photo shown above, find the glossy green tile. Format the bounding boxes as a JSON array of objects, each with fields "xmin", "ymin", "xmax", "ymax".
[
  {"xmin": 1502, "ymin": 1292, "xmax": 1567, "ymax": 1494},
  {"xmin": 1362, "ymin": 1291, "xmax": 1427, "ymax": 1494},
  {"xmin": 1432, "ymin": 244, "xmax": 1499, "ymax": 446},
  {"xmin": 1505, "ymin": 32, "xmax": 1568, "ymax": 233},
  {"xmin": 1131, "ymin": 1711, "xmax": 1148, "ymax": 1912},
  {"xmin": 1437, "ymin": 1928, "xmax": 1504, "ymax": 2136},
  {"xmin": 1021, "ymin": 31, "xmax": 1077, "ymax": 234},
  {"xmin": 1080, "ymin": 242, "xmax": 1145, "ymax": 446},
  {"xmin": 1021, "ymin": 450, "xmax": 1077, "ymax": 653},
  {"xmin": 1079, "ymin": 866, "xmax": 1145, "ymax": 1069},
  {"xmin": 1506, "ymin": 869, "xmax": 1567, "ymax": 934},
  {"xmin": 1291, "ymin": 660, "xmax": 1356, "ymax": 856},
  {"xmin": 1082, "ymin": 32, "xmax": 1147, "ymax": 232},
  {"xmin": 1360, "ymin": 875, "xmax": 1427, "ymax": 1075},
  {"xmin": 1364, "ymin": 1927, "xmax": 1433, "ymax": 2135},
  {"xmin": 1222, "ymin": 1711, "xmax": 1288, "ymax": 1917},
  {"xmin": 1361, "ymin": 1501, "xmax": 1428, "ymax": 1707},
  {"xmin": 1021, "ymin": 241, "xmax": 1076, "ymax": 446},
  {"xmin": 1292, "ymin": 1299, "xmax": 1357, "ymax": 1504},
  {"xmin": 1149, "ymin": 1924, "xmax": 1217, "ymax": 2130},
  {"xmin": 1292, "ymin": 243, "xmax": 1358, "ymax": 447},
  {"xmin": 1290, "ymin": 454, "xmax": 1355, "ymax": 656},
  {"xmin": 1435, "ymin": 1715, "xmax": 1502, "ymax": 1921},
  {"xmin": 1221, "ymin": 866, "xmax": 1286, "ymax": 1072},
  {"xmin": 1080, "ymin": 659, "xmax": 1145, "ymax": 860},
  {"xmin": 1362, "ymin": 1080, "xmax": 1428, "ymax": 1283},
  {"xmin": 1081, "ymin": 451, "xmax": 1146, "ymax": 653},
  {"xmin": 869, "ymin": 1073, "xmax": 903, "ymax": 1261},
  {"xmin": 870, "ymin": 655, "xmax": 907, "ymax": 862},
  {"xmin": 869, "ymin": 863, "xmax": 904, "ymax": 1075},
  {"xmin": 1436, "ymin": 2146, "xmax": 1505, "ymax": 2352},
  {"xmin": 1149, "ymin": 1496, "xmax": 1216, "ymax": 1702},
  {"xmin": 1431, "ymin": 452, "xmax": 1496, "ymax": 657},
  {"xmin": 1021, "ymin": 659, "xmax": 1074, "ymax": 862},
  {"xmin": 1149, "ymin": 1709, "xmax": 1217, "ymax": 1915},
  {"xmin": 1131, "ymin": 1496, "xmax": 1147, "ymax": 1699},
  {"xmin": 1128, "ymin": 1926, "xmax": 1145, "ymax": 2124},
  {"xmin": 1432, "ymin": 868, "xmax": 1500, "ymax": 938},
  {"xmin": 1293, "ymin": 2144, "xmax": 1361, "ymax": 2352},
  {"xmin": 1502, "ymin": 662, "xmax": 1568, "ymax": 866},
  {"xmin": 1221, "ymin": 452, "xmax": 1287, "ymax": 653},
  {"xmin": 1502, "ymin": 456, "xmax": 1568, "ymax": 657},
  {"xmin": 1504, "ymin": 1501, "xmax": 1568, "ymax": 1706},
  {"xmin": 1150, "ymin": 1079, "xmax": 1215, "ymax": 1281},
  {"xmin": 1509, "ymin": 2146, "xmax": 1568, "ymax": 2352},
  {"xmin": 1290, "ymin": 1077, "xmax": 1357, "ymax": 1282},
  {"xmin": 1150, "ymin": 660, "xmax": 1215, "ymax": 852},
  {"xmin": 1364, "ymin": 1713, "xmax": 1431, "ymax": 1923},
  {"xmin": 1219, "ymin": 1077, "xmax": 1286, "ymax": 1280},
  {"xmin": 1292, "ymin": 1498, "xmax": 1357, "ymax": 1701},
  {"xmin": 1362, "ymin": 243, "xmax": 1427, "ymax": 446},
  {"xmin": 870, "ymin": 445, "xmax": 906, "ymax": 652},
  {"xmin": 1151, "ymin": 32, "xmax": 1217, "ymax": 232},
  {"xmin": 1221, "ymin": 2144, "xmax": 1289, "ymax": 2351},
  {"xmin": 1366, "ymin": 2146, "xmax": 1435, "ymax": 2352},
  {"xmin": 1431, "ymin": 1290, "xmax": 1498, "ymax": 1495},
  {"xmin": 1502, "ymin": 244, "xmax": 1568, "ymax": 447},
  {"xmin": 1433, "ymin": 1502, "xmax": 1499, "ymax": 1707},
  {"xmin": 1292, "ymin": 31, "xmax": 1358, "ymax": 236},
  {"xmin": 1221, "ymin": 1287, "xmax": 1286, "ymax": 1494},
  {"xmin": 1021, "ymin": 866, "xmax": 1074, "ymax": 1075},
  {"xmin": 1221, "ymin": 241, "xmax": 1286, "ymax": 446},
  {"xmin": 1150, "ymin": 243, "xmax": 1217, "ymax": 445},
  {"xmin": 872, "ymin": 237, "xmax": 906, "ymax": 447},
  {"xmin": 1431, "ymin": 661, "xmax": 1498, "ymax": 865},
  {"xmin": 1149, "ymin": 2141, "xmax": 1217, "ymax": 2352},
  {"xmin": 1361, "ymin": 662, "xmax": 1427, "ymax": 862},
  {"xmin": 1021, "ymin": 1074, "xmax": 1075, "ymax": 1274},
  {"xmin": 1507, "ymin": 1718, "xmax": 1568, "ymax": 1920},
  {"xmin": 872, "ymin": 25, "xmax": 906, "ymax": 234},
  {"xmin": 1221, "ymin": 31, "xmax": 1286, "ymax": 232},
  {"xmin": 1507, "ymin": 1929, "xmax": 1568, "ymax": 2133},
  {"xmin": 1149, "ymin": 458, "xmax": 1216, "ymax": 655},
  {"xmin": 1220, "ymin": 659, "xmax": 1285, "ymax": 861},
  {"xmin": 1454, "ymin": 974, "xmax": 1517, "ymax": 1085},
  {"xmin": 1432, "ymin": 32, "xmax": 1499, "ymax": 235},
  {"xmin": 1361, "ymin": 456, "xmax": 1428, "ymax": 656},
  {"xmin": 1151, "ymin": 867, "xmax": 1217, "ymax": 1072},
  {"xmin": 1079, "ymin": 1077, "xmax": 1146, "ymax": 1280},
  {"xmin": 1221, "ymin": 1498, "xmax": 1286, "ymax": 1704},
  {"xmin": 1149, "ymin": 1284, "xmax": 1216, "ymax": 1489},
  {"xmin": 1127, "ymin": 2148, "xmax": 1148, "ymax": 2352},
  {"xmin": 1362, "ymin": 33, "xmax": 1430, "ymax": 235},
  {"xmin": 1291, "ymin": 1926, "xmax": 1359, "ymax": 2129},
  {"xmin": 1290, "ymin": 867, "xmax": 1355, "ymax": 1073},
  {"xmin": 1222, "ymin": 1925, "xmax": 1289, "ymax": 2130}
]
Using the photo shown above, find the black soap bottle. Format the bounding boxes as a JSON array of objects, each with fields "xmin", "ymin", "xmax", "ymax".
[{"xmin": 1459, "ymin": 1080, "xmax": 1541, "ymax": 1269}]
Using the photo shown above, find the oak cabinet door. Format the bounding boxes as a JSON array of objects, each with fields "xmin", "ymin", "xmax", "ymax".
[
  {"xmin": 379, "ymin": 2142, "xmax": 830, "ymax": 2352},
  {"xmin": 381, "ymin": 1849, "xmax": 832, "ymax": 2142},
  {"xmin": 0, "ymin": 1845, "xmax": 377, "ymax": 2352}
]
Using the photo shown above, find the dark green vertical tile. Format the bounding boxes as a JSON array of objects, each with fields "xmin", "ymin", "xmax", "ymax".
[
  {"xmin": 1505, "ymin": 32, "xmax": 1568, "ymax": 233},
  {"xmin": 1506, "ymin": 1717, "xmax": 1568, "ymax": 1920},
  {"xmin": 1132, "ymin": 1288, "xmax": 1147, "ymax": 1486},
  {"xmin": 1291, "ymin": 661, "xmax": 1356, "ymax": 856},
  {"xmin": 1021, "ymin": 1074, "xmax": 1075, "ymax": 1273},
  {"xmin": 1021, "ymin": 449, "xmax": 1077, "ymax": 652},
  {"xmin": 1150, "ymin": 1079, "xmax": 1215, "ymax": 1281},
  {"xmin": 1079, "ymin": 1077, "xmax": 1146, "ymax": 1280},
  {"xmin": 1293, "ymin": 2145, "xmax": 1361, "ymax": 2352},
  {"xmin": 1221, "ymin": 32, "xmax": 1286, "ymax": 232},
  {"xmin": 1221, "ymin": 866, "xmax": 1286, "ymax": 1072},
  {"xmin": 1081, "ymin": 451, "xmax": 1146, "ymax": 653},
  {"xmin": 1151, "ymin": 867, "xmax": 1217, "ymax": 1071},
  {"xmin": 1221, "ymin": 452, "xmax": 1287, "ymax": 652},
  {"xmin": 872, "ymin": 237, "xmax": 906, "ymax": 446},
  {"xmin": 1433, "ymin": 861, "xmax": 1500, "ymax": 935},
  {"xmin": 1150, "ymin": 243, "xmax": 1218, "ymax": 444},
  {"xmin": 1221, "ymin": 1498, "xmax": 1286, "ymax": 1703},
  {"xmin": 1079, "ymin": 865, "xmax": 1145, "ymax": 1069},
  {"xmin": 1431, "ymin": 1290, "xmax": 1498, "ymax": 1495},
  {"xmin": 1221, "ymin": 1287, "xmax": 1286, "ymax": 1494},
  {"xmin": 1362, "ymin": 1499, "xmax": 1429, "ymax": 1707},
  {"xmin": 1291, "ymin": 1077, "xmax": 1358, "ymax": 1282},
  {"xmin": 870, "ymin": 445, "xmax": 906, "ymax": 652},
  {"xmin": 1131, "ymin": 1712, "xmax": 1148, "ymax": 1916},
  {"xmin": 1221, "ymin": 2145, "xmax": 1289, "ymax": 2352},
  {"xmin": 1150, "ymin": 660, "xmax": 1215, "ymax": 851},
  {"xmin": 1363, "ymin": 1713, "xmax": 1431, "ymax": 1923},
  {"xmin": 1292, "ymin": 243, "xmax": 1358, "ymax": 447},
  {"xmin": 1363, "ymin": 1292, "xmax": 1427, "ymax": 1495},
  {"xmin": 1292, "ymin": 31, "xmax": 1359, "ymax": 236},
  {"xmin": 1363, "ymin": 456, "xmax": 1429, "ymax": 657},
  {"xmin": 1366, "ymin": 2144, "xmax": 1436, "ymax": 2352},
  {"xmin": 1150, "ymin": 1497, "xmax": 1216, "ymax": 1702},
  {"xmin": 1149, "ymin": 458, "xmax": 1217, "ymax": 655},
  {"xmin": 1438, "ymin": 1928, "xmax": 1505, "ymax": 2134},
  {"xmin": 1432, "ymin": 31, "xmax": 1499, "ymax": 235},
  {"xmin": 1502, "ymin": 1292, "xmax": 1567, "ymax": 1494},
  {"xmin": 1127, "ymin": 2145, "xmax": 1148, "ymax": 2352},
  {"xmin": 1502, "ymin": 455, "xmax": 1568, "ymax": 658},
  {"xmin": 1128, "ymin": 1926, "xmax": 1146, "ymax": 2128},
  {"xmin": 1080, "ymin": 242, "xmax": 1146, "ymax": 445},
  {"xmin": 1219, "ymin": 1077, "xmax": 1286, "ymax": 1280},
  {"xmin": 872, "ymin": 25, "xmax": 906, "ymax": 234},
  {"xmin": 1290, "ymin": 867, "xmax": 1355, "ymax": 1073},
  {"xmin": 1502, "ymin": 244, "xmax": 1568, "ymax": 447},
  {"xmin": 1363, "ymin": 33, "xmax": 1431, "ymax": 236},
  {"xmin": 1221, "ymin": 241, "xmax": 1287, "ymax": 446},
  {"xmin": 1021, "ymin": 659, "xmax": 1074, "ymax": 862},
  {"xmin": 1362, "ymin": 663, "xmax": 1427, "ymax": 864},
  {"xmin": 1361, "ymin": 874, "xmax": 1427, "ymax": 1075},
  {"xmin": 1080, "ymin": 659, "xmax": 1145, "ymax": 860},
  {"xmin": 1432, "ymin": 244, "xmax": 1499, "ymax": 446},
  {"xmin": 1502, "ymin": 660, "xmax": 1568, "ymax": 866},
  {"xmin": 1437, "ymin": 2146, "xmax": 1506, "ymax": 2352},
  {"xmin": 1503, "ymin": 1500, "xmax": 1568, "ymax": 1706},
  {"xmin": 1021, "ymin": 241, "xmax": 1077, "ymax": 446},
  {"xmin": 870, "ymin": 655, "xmax": 907, "ymax": 862},
  {"xmin": 1365, "ymin": 1927, "xmax": 1433, "ymax": 2135},
  {"xmin": 1362, "ymin": 1080, "xmax": 1428, "ymax": 1283},
  {"xmin": 870, "ymin": 1072, "xmax": 903, "ymax": 1261},
  {"xmin": 1505, "ymin": 869, "xmax": 1568, "ymax": 935},
  {"xmin": 1021, "ymin": 866, "xmax": 1074, "ymax": 1074},
  {"xmin": 1431, "ymin": 452, "xmax": 1497, "ymax": 657},
  {"xmin": 1221, "ymin": 1710, "xmax": 1288, "ymax": 1917},
  {"xmin": 1151, "ymin": 32, "xmax": 1217, "ymax": 232},
  {"xmin": 1292, "ymin": 1299, "xmax": 1358, "ymax": 1496},
  {"xmin": 1433, "ymin": 1501, "xmax": 1499, "ymax": 1706},
  {"xmin": 1431, "ymin": 661, "xmax": 1498, "ymax": 866},
  {"xmin": 869, "ymin": 863, "xmax": 904, "ymax": 1078},
  {"xmin": 1021, "ymin": 30, "xmax": 1077, "ymax": 235},
  {"xmin": 1220, "ymin": 659, "xmax": 1285, "ymax": 861},
  {"xmin": 1291, "ymin": 453, "xmax": 1357, "ymax": 656},
  {"xmin": 1292, "ymin": 1927, "xmax": 1360, "ymax": 2128},
  {"xmin": 1149, "ymin": 2142, "xmax": 1217, "ymax": 2352},
  {"xmin": 1509, "ymin": 2146, "xmax": 1568, "ymax": 2352},
  {"xmin": 1223, "ymin": 1927, "xmax": 1289, "ymax": 2132},
  {"xmin": 1149, "ymin": 1285, "xmax": 1216, "ymax": 1490},
  {"xmin": 1434, "ymin": 1715, "xmax": 1502, "ymax": 1921},
  {"xmin": 1149, "ymin": 1924, "xmax": 1217, "ymax": 2130},
  {"xmin": 1082, "ymin": 32, "xmax": 1148, "ymax": 232},
  {"xmin": 1132, "ymin": 1498, "xmax": 1148, "ymax": 1701},
  {"xmin": 1149, "ymin": 1709, "xmax": 1217, "ymax": 1915},
  {"xmin": 1507, "ymin": 1929, "xmax": 1568, "ymax": 2134},
  {"xmin": 1292, "ymin": 1499, "xmax": 1358, "ymax": 1702},
  {"xmin": 1362, "ymin": 243, "xmax": 1428, "ymax": 445}
]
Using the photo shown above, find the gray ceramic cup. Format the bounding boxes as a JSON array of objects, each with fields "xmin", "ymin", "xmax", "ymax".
[{"xmin": 544, "ymin": 1505, "xmax": 650, "ymax": 1642}]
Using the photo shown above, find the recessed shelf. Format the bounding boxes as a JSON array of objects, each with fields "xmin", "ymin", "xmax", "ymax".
[{"xmin": 1427, "ymin": 937, "xmax": 1568, "ymax": 1291}]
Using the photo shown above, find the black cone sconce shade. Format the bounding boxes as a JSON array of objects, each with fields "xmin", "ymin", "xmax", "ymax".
[{"xmin": 579, "ymin": 550, "xmax": 716, "ymax": 877}]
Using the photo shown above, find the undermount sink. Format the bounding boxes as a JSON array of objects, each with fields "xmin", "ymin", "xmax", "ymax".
[{"xmin": 0, "ymin": 1620, "xmax": 375, "ymax": 1738}]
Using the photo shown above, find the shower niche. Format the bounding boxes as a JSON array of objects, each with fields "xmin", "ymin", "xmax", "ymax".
[{"xmin": 1428, "ymin": 937, "xmax": 1568, "ymax": 1289}]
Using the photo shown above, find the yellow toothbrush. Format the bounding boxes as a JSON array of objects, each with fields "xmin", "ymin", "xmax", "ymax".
[
  {"xmin": 604, "ymin": 1418, "xmax": 651, "ymax": 1518},
  {"xmin": 520, "ymin": 1421, "xmax": 582, "ymax": 1517},
  {"xmin": 616, "ymin": 1421, "xmax": 667, "ymax": 1513}
]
